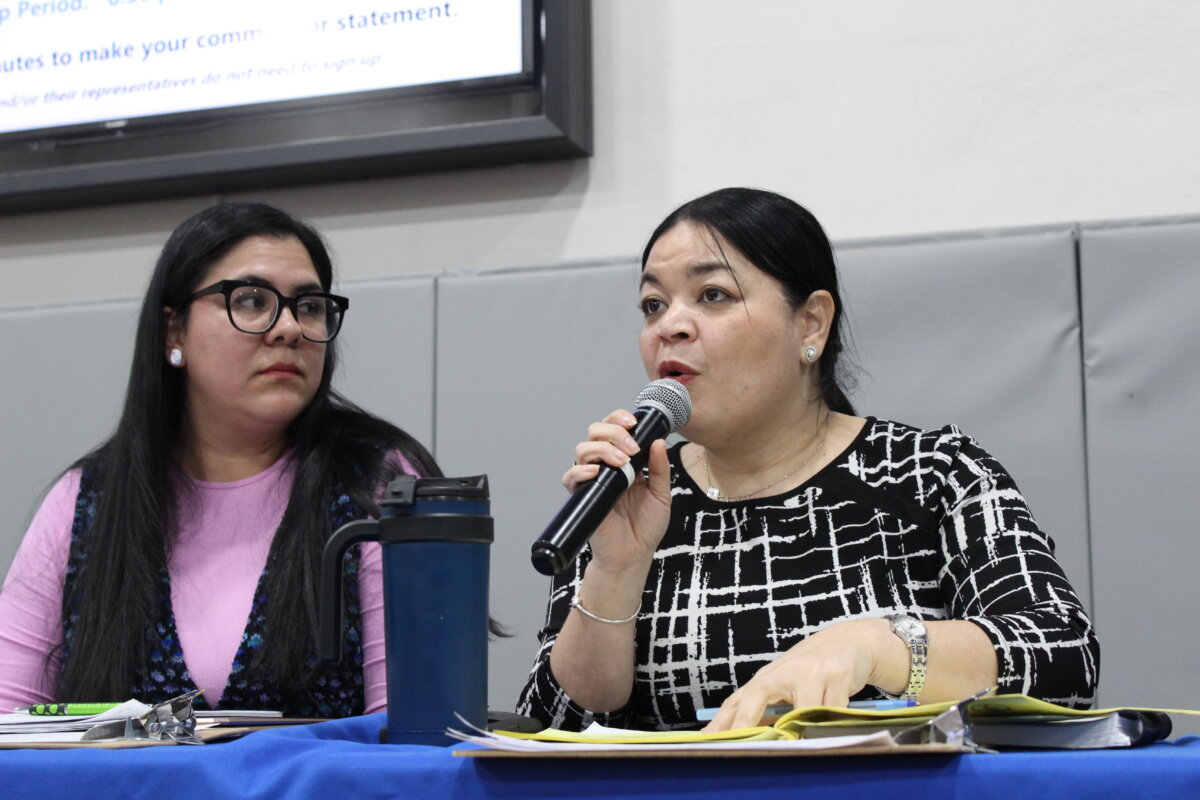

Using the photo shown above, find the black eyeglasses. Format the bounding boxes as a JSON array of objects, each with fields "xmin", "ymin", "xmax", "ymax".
[{"xmin": 186, "ymin": 280, "xmax": 349, "ymax": 343}]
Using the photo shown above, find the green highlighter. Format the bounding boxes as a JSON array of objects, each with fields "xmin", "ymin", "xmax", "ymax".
[{"xmin": 16, "ymin": 702, "xmax": 124, "ymax": 716}]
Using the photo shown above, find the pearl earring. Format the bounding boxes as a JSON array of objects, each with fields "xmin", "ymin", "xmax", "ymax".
[
  {"xmin": 804, "ymin": 346, "xmax": 818, "ymax": 363},
  {"xmin": 168, "ymin": 348, "xmax": 184, "ymax": 367}
]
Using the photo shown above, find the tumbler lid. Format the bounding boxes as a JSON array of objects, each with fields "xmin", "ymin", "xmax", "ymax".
[{"xmin": 383, "ymin": 475, "xmax": 489, "ymax": 506}]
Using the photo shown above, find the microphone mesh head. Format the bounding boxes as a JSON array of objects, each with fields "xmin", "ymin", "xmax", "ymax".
[{"xmin": 636, "ymin": 379, "xmax": 692, "ymax": 434}]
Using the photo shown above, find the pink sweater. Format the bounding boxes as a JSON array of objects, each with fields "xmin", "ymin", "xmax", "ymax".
[{"xmin": 0, "ymin": 454, "xmax": 392, "ymax": 713}]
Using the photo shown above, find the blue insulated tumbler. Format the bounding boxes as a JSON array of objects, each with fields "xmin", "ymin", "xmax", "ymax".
[{"xmin": 319, "ymin": 475, "xmax": 492, "ymax": 746}]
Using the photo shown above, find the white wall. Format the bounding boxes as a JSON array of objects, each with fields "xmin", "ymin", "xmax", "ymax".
[{"xmin": 2, "ymin": 0, "xmax": 1197, "ymax": 307}]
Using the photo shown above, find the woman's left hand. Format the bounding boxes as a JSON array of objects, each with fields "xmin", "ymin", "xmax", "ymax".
[{"xmin": 702, "ymin": 617, "xmax": 896, "ymax": 732}]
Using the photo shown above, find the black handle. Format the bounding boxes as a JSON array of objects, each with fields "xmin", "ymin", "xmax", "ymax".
[
  {"xmin": 530, "ymin": 406, "xmax": 666, "ymax": 576},
  {"xmin": 318, "ymin": 519, "xmax": 382, "ymax": 664},
  {"xmin": 530, "ymin": 471, "xmax": 628, "ymax": 576}
]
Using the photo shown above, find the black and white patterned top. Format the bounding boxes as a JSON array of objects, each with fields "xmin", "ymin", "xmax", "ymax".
[{"xmin": 516, "ymin": 418, "xmax": 1100, "ymax": 731}]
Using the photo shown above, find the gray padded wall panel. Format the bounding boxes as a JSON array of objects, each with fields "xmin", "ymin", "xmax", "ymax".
[
  {"xmin": 434, "ymin": 262, "xmax": 644, "ymax": 712},
  {"xmin": 836, "ymin": 230, "xmax": 1092, "ymax": 611},
  {"xmin": 1082, "ymin": 222, "xmax": 1200, "ymax": 727},
  {"xmin": 0, "ymin": 300, "xmax": 138, "ymax": 577},
  {"xmin": 8, "ymin": 220, "xmax": 1191, "ymax": 723},
  {"xmin": 331, "ymin": 276, "xmax": 436, "ymax": 448}
]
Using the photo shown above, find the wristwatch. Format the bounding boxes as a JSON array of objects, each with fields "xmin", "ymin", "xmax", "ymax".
[{"xmin": 882, "ymin": 613, "xmax": 928, "ymax": 701}]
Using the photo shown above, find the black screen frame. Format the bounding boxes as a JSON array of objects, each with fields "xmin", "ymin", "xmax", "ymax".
[{"xmin": 0, "ymin": 0, "xmax": 591, "ymax": 215}]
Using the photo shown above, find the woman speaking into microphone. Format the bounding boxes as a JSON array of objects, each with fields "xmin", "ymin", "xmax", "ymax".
[{"xmin": 517, "ymin": 187, "xmax": 1099, "ymax": 732}]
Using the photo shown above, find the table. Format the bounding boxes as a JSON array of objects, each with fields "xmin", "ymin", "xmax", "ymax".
[{"xmin": 3, "ymin": 714, "xmax": 1198, "ymax": 800}]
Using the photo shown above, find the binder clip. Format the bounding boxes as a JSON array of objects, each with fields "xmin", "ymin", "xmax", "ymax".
[
  {"xmin": 893, "ymin": 686, "xmax": 996, "ymax": 752},
  {"xmin": 81, "ymin": 689, "xmax": 205, "ymax": 745}
]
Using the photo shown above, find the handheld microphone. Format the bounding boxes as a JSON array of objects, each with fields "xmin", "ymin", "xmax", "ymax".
[{"xmin": 531, "ymin": 379, "xmax": 692, "ymax": 576}]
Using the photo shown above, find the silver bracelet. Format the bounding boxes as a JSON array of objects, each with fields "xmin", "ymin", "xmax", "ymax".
[{"xmin": 570, "ymin": 593, "xmax": 639, "ymax": 624}]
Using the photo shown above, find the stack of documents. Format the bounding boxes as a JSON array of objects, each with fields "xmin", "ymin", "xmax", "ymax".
[
  {"xmin": 449, "ymin": 720, "xmax": 914, "ymax": 756},
  {"xmin": 0, "ymin": 700, "xmax": 287, "ymax": 748},
  {"xmin": 0, "ymin": 700, "xmax": 153, "ymax": 744},
  {"xmin": 450, "ymin": 694, "xmax": 1195, "ymax": 757},
  {"xmin": 778, "ymin": 695, "xmax": 1178, "ymax": 749}
]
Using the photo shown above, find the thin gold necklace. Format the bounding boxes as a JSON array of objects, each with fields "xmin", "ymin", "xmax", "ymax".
[{"xmin": 703, "ymin": 423, "xmax": 829, "ymax": 502}]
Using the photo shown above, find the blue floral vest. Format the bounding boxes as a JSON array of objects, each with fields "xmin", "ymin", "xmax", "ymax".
[{"xmin": 61, "ymin": 469, "xmax": 370, "ymax": 717}]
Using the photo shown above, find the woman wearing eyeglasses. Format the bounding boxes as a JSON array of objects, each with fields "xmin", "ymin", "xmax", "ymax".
[{"xmin": 0, "ymin": 203, "xmax": 437, "ymax": 716}]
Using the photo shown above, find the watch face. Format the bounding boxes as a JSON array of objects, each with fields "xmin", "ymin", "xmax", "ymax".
[{"xmin": 894, "ymin": 616, "xmax": 926, "ymax": 638}]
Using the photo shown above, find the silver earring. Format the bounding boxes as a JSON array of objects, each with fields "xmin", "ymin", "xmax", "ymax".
[
  {"xmin": 804, "ymin": 346, "xmax": 818, "ymax": 363},
  {"xmin": 169, "ymin": 348, "xmax": 184, "ymax": 367}
]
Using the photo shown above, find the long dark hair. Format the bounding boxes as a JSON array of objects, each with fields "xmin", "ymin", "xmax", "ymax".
[
  {"xmin": 59, "ymin": 202, "xmax": 441, "ymax": 699},
  {"xmin": 641, "ymin": 187, "xmax": 855, "ymax": 415}
]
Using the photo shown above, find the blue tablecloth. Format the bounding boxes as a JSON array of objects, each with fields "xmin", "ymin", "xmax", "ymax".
[{"xmin": 4, "ymin": 714, "xmax": 1199, "ymax": 800}]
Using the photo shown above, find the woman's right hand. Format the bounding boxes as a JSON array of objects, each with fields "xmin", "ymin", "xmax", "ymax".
[{"xmin": 561, "ymin": 409, "xmax": 673, "ymax": 573}]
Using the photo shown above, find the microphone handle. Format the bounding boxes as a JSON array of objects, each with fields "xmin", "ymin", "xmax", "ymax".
[{"xmin": 531, "ymin": 406, "xmax": 669, "ymax": 576}]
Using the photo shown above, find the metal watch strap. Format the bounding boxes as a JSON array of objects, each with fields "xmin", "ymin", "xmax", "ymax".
[{"xmin": 885, "ymin": 613, "xmax": 928, "ymax": 701}]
